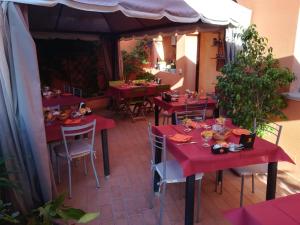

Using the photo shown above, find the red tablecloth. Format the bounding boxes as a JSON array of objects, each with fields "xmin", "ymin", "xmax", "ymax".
[
  {"xmin": 153, "ymin": 119, "xmax": 294, "ymax": 177},
  {"xmin": 153, "ymin": 96, "xmax": 217, "ymax": 113},
  {"xmin": 45, "ymin": 114, "xmax": 116, "ymax": 143},
  {"xmin": 225, "ymin": 193, "xmax": 300, "ymax": 225},
  {"xmin": 109, "ymin": 84, "xmax": 169, "ymax": 98},
  {"xmin": 42, "ymin": 95, "xmax": 85, "ymax": 107}
]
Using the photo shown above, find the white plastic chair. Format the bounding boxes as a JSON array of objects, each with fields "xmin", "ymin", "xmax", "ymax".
[
  {"xmin": 54, "ymin": 119, "xmax": 100, "ymax": 198},
  {"xmin": 232, "ymin": 122, "xmax": 282, "ymax": 206},
  {"xmin": 147, "ymin": 124, "xmax": 204, "ymax": 225}
]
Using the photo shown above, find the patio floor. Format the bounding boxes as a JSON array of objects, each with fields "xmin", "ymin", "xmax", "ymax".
[{"xmin": 56, "ymin": 110, "xmax": 300, "ymax": 225}]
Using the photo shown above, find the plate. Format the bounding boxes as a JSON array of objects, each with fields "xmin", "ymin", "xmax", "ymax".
[{"xmin": 232, "ymin": 128, "xmax": 250, "ymax": 136}]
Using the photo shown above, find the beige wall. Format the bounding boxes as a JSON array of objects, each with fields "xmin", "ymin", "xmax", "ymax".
[
  {"xmin": 198, "ymin": 32, "xmax": 221, "ymax": 94},
  {"xmin": 238, "ymin": 0, "xmax": 300, "ymax": 91},
  {"xmin": 120, "ymin": 39, "xmax": 137, "ymax": 53},
  {"xmin": 238, "ymin": 0, "xmax": 300, "ymax": 180}
]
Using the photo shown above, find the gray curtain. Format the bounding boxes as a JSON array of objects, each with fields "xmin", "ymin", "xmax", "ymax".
[
  {"xmin": 225, "ymin": 25, "xmax": 243, "ymax": 63},
  {"xmin": 0, "ymin": 2, "xmax": 53, "ymax": 211},
  {"xmin": 102, "ymin": 36, "xmax": 120, "ymax": 82}
]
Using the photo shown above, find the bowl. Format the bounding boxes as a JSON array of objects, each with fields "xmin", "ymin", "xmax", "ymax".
[{"xmin": 213, "ymin": 130, "xmax": 231, "ymax": 141}]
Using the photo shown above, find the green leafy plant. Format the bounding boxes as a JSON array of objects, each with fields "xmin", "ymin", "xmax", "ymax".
[
  {"xmin": 0, "ymin": 158, "xmax": 99, "ymax": 225},
  {"xmin": 122, "ymin": 39, "xmax": 152, "ymax": 81},
  {"xmin": 216, "ymin": 25, "xmax": 295, "ymax": 131},
  {"xmin": 26, "ymin": 194, "xmax": 99, "ymax": 225}
]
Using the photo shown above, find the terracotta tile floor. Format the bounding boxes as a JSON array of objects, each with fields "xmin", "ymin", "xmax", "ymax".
[{"xmin": 55, "ymin": 110, "xmax": 300, "ymax": 225}]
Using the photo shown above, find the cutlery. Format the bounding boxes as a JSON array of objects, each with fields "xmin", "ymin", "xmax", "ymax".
[{"xmin": 176, "ymin": 141, "xmax": 198, "ymax": 145}]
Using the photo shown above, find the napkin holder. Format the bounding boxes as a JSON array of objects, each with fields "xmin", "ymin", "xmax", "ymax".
[
  {"xmin": 162, "ymin": 92, "xmax": 172, "ymax": 102},
  {"xmin": 211, "ymin": 144, "xmax": 229, "ymax": 154},
  {"xmin": 239, "ymin": 133, "xmax": 256, "ymax": 150}
]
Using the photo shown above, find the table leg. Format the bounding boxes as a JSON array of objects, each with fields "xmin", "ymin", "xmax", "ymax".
[
  {"xmin": 101, "ymin": 129, "xmax": 110, "ymax": 177},
  {"xmin": 185, "ymin": 175, "xmax": 195, "ymax": 225},
  {"xmin": 171, "ymin": 112, "xmax": 176, "ymax": 125},
  {"xmin": 155, "ymin": 104, "xmax": 159, "ymax": 126},
  {"xmin": 153, "ymin": 137, "xmax": 162, "ymax": 192},
  {"xmin": 266, "ymin": 162, "xmax": 278, "ymax": 200}
]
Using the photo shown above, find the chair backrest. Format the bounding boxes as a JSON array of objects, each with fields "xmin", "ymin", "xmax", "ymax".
[
  {"xmin": 147, "ymin": 123, "xmax": 167, "ymax": 180},
  {"xmin": 156, "ymin": 84, "xmax": 170, "ymax": 95},
  {"xmin": 129, "ymin": 87, "xmax": 147, "ymax": 98},
  {"xmin": 260, "ymin": 122, "xmax": 282, "ymax": 145},
  {"xmin": 73, "ymin": 87, "xmax": 83, "ymax": 97},
  {"xmin": 175, "ymin": 98, "xmax": 208, "ymax": 124},
  {"xmin": 64, "ymin": 84, "xmax": 71, "ymax": 93},
  {"xmin": 48, "ymin": 104, "xmax": 60, "ymax": 111},
  {"xmin": 109, "ymin": 80, "xmax": 125, "ymax": 87},
  {"xmin": 61, "ymin": 119, "xmax": 96, "ymax": 159}
]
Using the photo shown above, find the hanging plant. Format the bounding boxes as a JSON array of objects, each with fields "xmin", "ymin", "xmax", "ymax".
[{"xmin": 216, "ymin": 25, "xmax": 295, "ymax": 131}]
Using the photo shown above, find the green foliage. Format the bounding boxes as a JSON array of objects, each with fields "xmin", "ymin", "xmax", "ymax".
[
  {"xmin": 136, "ymin": 71, "xmax": 155, "ymax": 81},
  {"xmin": 122, "ymin": 39, "xmax": 152, "ymax": 81},
  {"xmin": 0, "ymin": 159, "xmax": 20, "ymax": 225},
  {"xmin": 26, "ymin": 194, "xmax": 99, "ymax": 225},
  {"xmin": 0, "ymin": 158, "xmax": 99, "ymax": 225},
  {"xmin": 216, "ymin": 25, "xmax": 295, "ymax": 130}
]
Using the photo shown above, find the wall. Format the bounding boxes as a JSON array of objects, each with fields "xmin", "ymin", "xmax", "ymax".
[
  {"xmin": 198, "ymin": 32, "xmax": 221, "ymax": 94},
  {"xmin": 119, "ymin": 39, "xmax": 137, "ymax": 53},
  {"xmin": 238, "ymin": 0, "xmax": 300, "ymax": 91},
  {"xmin": 238, "ymin": 0, "xmax": 300, "ymax": 181}
]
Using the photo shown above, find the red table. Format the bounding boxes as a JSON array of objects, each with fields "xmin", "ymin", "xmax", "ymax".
[
  {"xmin": 225, "ymin": 193, "xmax": 300, "ymax": 225},
  {"xmin": 109, "ymin": 83, "xmax": 170, "ymax": 99},
  {"xmin": 153, "ymin": 96, "xmax": 217, "ymax": 125},
  {"xmin": 45, "ymin": 114, "xmax": 116, "ymax": 177},
  {"xmin": 153, "ymin": 119, "xmax": 294, "ymax": 225},
  {"xmin": 42, "ymin": 95, "xmax": 84, "ymax": 107}
]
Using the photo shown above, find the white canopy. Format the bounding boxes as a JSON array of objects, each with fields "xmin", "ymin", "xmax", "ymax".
[{"xmin": 3, "ymin": 0, "xmax": 251, "ymax": 35}]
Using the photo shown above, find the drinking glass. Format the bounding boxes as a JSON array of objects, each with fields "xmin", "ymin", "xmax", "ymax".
[{"xmin": 202, "ymin": 134, "xmax": 212, "ymax": 147}]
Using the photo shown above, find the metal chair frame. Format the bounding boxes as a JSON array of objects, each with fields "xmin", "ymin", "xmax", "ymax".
[
  {"xmin": 55, "ymin": 119, "xmax": 100, "ymax": 198},
  {"xmin": 175, "ymin": 98, "xmax": 208, "ymax": 124},
  {"xmin": 217, "ymin": 121, "xmax": 282, "ymax": 207},
  {"xmin": 147, "ymin": 123, "xmax": 203, "ymax": 224}
]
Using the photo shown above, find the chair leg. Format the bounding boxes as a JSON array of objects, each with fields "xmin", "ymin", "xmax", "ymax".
[
  {"xmin": 215, "ymin": 171, "xmax": 218, "ymax": 192},
  {"xmin": 90, "ymin": 153, "xmax": 100, "ymax": 188},
  {"xmin": 149, "ymin": 170, "xmax": 155, "ymax": 209},
  {"xmin": 252, "ymin": 173, "xmax": 255, "ymax": 193},
  {"xmin": 158, "ymin": 182, "xmax": 166, "ymax": 225},
  {"xmin": 162, "ymin": 115, "xmax": 166, "ymax": 125},
  {"xmin": 68, "ymin": 160, "xmax": 72, "ymax": 198},
  {"xmin": 240, "ymin": 175, "xmax": 244, "ymax": 207},
  {"xmin": 83, "ymin": 156, "xmax": 88, "ymax": 176},
  {"xmin": 57, "ymin": 156, "xmax": 61, "ymax": 184},
  {"xmin": 196, "ymin": 179, "xmax": 202, "ymax": 223}
]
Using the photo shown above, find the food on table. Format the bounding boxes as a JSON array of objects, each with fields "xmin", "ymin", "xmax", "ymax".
[
  {"xmin": 232, "ymin": 128, "xmax": 250, "ymax": 136},
  {"xmin": 79, "ymin": 107, "xmax": 86, "ymax": 115},
  {"xmin": 182, "ymin": 118, "xmax": 207, "ymax": 129},
  {"xmin": 169, "ymin": 133, "xmax": 192, "ymax": 143},
  {"xmin": 213, "ymin": 128, "xmax": 232, "ymax": 141},
  {"xmin": 58, "ymin": 110, "xmax": 69, "ymax": 120},
  {"xmin": 216, "ymin": 116, "xmax": 226, "ymax": 125},
  {"xmin": 64, "ymin": 118, "xmax": 81, "ymax": 125},
  {"xmin": 201, "ymin": 130, "xmax": 214, "ymax": 138}
]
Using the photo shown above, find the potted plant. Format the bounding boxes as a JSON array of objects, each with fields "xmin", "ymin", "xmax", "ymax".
[{"xmin": 216, "ymin": 25, "xmax": 295, "ymax": 131}]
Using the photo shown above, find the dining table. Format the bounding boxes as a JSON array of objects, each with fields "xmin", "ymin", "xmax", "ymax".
[
  {"xmin": 109, "ymin": 83, "xmax": 170, "ymax": 98},
  {"xmin": 45, "ymin": 114, "xmax": 116, "ymax": 177},
  {"xmin": 153, "ymin": 95, "xmax": 217, "ymax": 125},
  {"xmin": 42, "ymin": 94, "xmax": 85, "ymax": 107},
  {"xmin": 225, "ymin": 193, "xmax": 300, "ymax": 225},
  {"xmin": 152, "ymin": 119, "xmax": 294, "ymax": 225}
]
